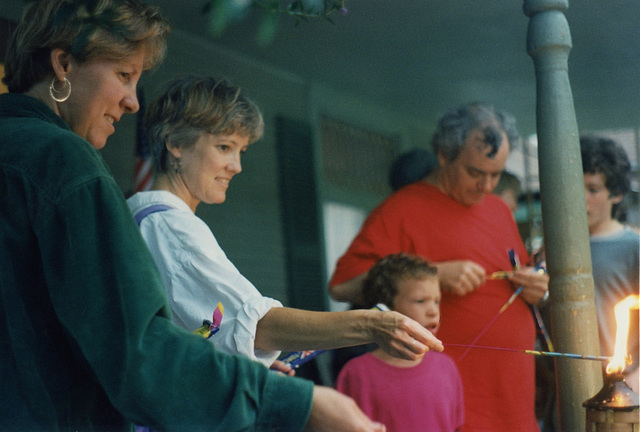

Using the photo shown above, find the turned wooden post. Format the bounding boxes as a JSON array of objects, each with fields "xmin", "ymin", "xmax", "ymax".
[{"xmin": 523, "ymin": 1, "xmax": 603, "ymax": 430}]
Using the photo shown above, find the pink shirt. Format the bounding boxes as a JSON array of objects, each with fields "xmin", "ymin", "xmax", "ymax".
[{"xmin": 336, "ymin": 351, "xmax": 464, "ymax": 432}]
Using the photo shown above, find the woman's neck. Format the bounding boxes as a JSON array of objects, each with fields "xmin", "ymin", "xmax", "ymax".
[
  {"xmin": 25, "ymin": 82, "xmax": 59, "ymax": 116},
  {"xmin": 152, "ymin": 174, "xmax": 199, "ymax": 213}
]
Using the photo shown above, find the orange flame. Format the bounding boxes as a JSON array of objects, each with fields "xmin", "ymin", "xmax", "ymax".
[{"xmin": 606, "ymin": 294, "xmax": 639, "ymax": 375}]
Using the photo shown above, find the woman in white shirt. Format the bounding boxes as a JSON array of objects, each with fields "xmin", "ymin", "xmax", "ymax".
[{"xmin": 127, "ymin": 76, "xmax": 443, "ymax": 369}]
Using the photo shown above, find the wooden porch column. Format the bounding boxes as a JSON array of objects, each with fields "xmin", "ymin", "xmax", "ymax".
[{"xmin": 523, "ymin": 1, "xmax": 603, "ymax": 430}]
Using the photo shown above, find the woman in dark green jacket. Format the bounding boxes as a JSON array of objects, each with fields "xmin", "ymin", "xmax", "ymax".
[{"xmin": 0, "ymin": 1, "xmax": 385, "ymax": 431}]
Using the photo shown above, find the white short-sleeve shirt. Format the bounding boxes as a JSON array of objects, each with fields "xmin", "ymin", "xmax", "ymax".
[{"xmin": 127, "ymin": 190, "xmax": 282, "ymax": 367}]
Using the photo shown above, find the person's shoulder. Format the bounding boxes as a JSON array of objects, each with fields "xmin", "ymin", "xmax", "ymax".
[
  {"xmin": 592, "ymin": 225, "xmax": 640, "ymax": 246},
  {"xmin": 0, "ymin": 93, "xmax": 88, "ymax": 154},
  {"xmin": 378, "ymin": 182, "xmax": 437, "ymax": 209},
  {"xmin": 396, "ymin": 181, "xmax": 437, "ymax": 196},
  {"xmin": 4, "ymin": 124, "xmax": 110, "ymax": 201},
  {"xmin": 622, "ymin": 225, "xmax": 640, "ymax": 239},
  {"xmin": 621, "ymin": 226, "xmax": 640, "ymax": 254},
  {"xmin": 428, "ymin": 351, "xmax": 459, "ymax": 368},
  {"xmin": 50, "ymin": 131, "xmax": 111, "ymax": 191},
  {"xmin": 424, "ymin": 352, "xmax": 462, "ymax": 383},
  {"xmin": 127, "ymin": 190, "xmax": 188, "ymax": 213}
]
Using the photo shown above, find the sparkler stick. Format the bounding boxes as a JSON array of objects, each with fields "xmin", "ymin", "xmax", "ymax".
[
  {"xmin": 531, "ymin": 304, "xmax": 554, "ymax": 352},
  {"xmin": 490, "ymin": 270, "xmax": 512, "ymax": 279},
  {"xmin": 508, "ymin": 248, "xmax": 520, "ymax": 270},
  {"xmin": 447, "ymin": 343, "xmax": 613, "ymax": 362},
  {"xmin": 458, "ymin": 249, "xmax": 522, "ymax": 361},
  {"xmin": 457, "ymin": 301, "xmax": 509, "ymax": 361}
]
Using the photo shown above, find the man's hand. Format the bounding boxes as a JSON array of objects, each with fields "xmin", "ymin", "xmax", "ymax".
[
  {"xmin": 507, "ymin": 266, "xmax": 549, "ymax": 305},
  {"xmin": 436, "ymin": 260, "xmax": 486, "ymax": 296}
]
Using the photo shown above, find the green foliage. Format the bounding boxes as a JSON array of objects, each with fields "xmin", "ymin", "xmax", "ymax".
[{"xmin": 201, "ymin": 0, "xmax": 347, "ymax": 46}]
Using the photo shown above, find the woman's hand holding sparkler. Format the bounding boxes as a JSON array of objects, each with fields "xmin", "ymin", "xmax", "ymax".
[
  {"xmin": 368, "ymin": 311, "xmax": 444, "ymax": 360},
  {"xmin": 435, "ymin": 260, "xmax": 486, "ymax": 296}
]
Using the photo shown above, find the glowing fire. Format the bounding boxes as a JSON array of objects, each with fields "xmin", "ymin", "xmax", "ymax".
[{"xmin": 606, "ymin": 294, "xmax": 639, "ymax": 375}]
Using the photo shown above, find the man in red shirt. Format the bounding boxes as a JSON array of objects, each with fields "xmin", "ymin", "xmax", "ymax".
[{"xmin": 330, "ymin": 103, "xmax": 549, "ymax": 432}]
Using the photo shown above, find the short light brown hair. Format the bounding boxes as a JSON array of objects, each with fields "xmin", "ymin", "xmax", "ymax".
[
  {"xmin": 3, "ymin": 0, "xmax": 170, "ymax": 93},
  {"xmin": 145, "ymin": 76, "xmax": 264, "ymax": 174},
  {"xmin": 363, "ymin": 253, "xmax": 438, "ymax": 309}
]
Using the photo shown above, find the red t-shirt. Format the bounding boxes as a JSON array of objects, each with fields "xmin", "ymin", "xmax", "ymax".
[{"xmin": 331, "ymin": 182, "xmax": 538, "ymax": 432}]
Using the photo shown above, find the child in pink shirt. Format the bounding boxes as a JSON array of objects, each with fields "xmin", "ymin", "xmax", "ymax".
[{"xmin": 336, "ymin": 253, "xmax": 464, "ymax": 432}]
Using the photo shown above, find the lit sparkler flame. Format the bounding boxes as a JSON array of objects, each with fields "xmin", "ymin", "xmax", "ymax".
[{"xmin": 606, "ymin": 295, "xmax": 639, "ymax": 375}]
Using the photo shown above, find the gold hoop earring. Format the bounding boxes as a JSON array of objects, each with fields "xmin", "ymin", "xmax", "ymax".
[{"xmin": 49, "ymin": 77, "xmax": 71, "ymax": 103}]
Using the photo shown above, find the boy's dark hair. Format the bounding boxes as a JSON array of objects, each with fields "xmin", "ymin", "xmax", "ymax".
[
  {"xmin": 362, "ymin": 253, "xmax": 437, "ymax": 309},
  {"xmin": 580, "ymin": 135, "xmax": 631, "ymax": 219}
]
